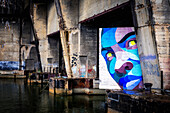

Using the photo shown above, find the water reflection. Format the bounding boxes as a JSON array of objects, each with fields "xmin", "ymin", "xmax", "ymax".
[{"xmin": 0, "ymin": 79, "xmax": 106, "ymax": 113}]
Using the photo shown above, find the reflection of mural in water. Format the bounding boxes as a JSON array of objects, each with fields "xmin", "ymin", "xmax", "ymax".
[
  {"xmin": 0, "ymin": 61, "xmax": 19, "ymax": 70},
  {"xmin": 101, "ymin": 27, "xmax": 143, "ymax": 90}
]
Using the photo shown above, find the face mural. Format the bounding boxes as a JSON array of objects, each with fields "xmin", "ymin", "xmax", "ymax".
[{"xmin": 101, "ymin": 27, "xmax": 143, "ymax": 90}]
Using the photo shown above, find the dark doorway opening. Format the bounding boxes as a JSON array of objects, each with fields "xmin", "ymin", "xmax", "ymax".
[{"xmin": 47, "ymin": 32, "xmax": 65, "ymax": 75}]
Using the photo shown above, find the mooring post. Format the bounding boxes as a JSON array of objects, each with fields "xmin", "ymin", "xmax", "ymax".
[
  {"xmin": 25, "ymin": 72, "xmax": 28, "ymax": 85},
  {"xmin": 14, "ymin": 72, "xmax": 16, "ymax": 79},
  {"xmin": 161, "ymin": 71, "xmax": 164, "ymax": 94},
  {"xmin": 44, "ymin": 67, "xmax": 45, "ymax": 72},
  {"xmin": 54, "ymin": 79, "xmax": 56, "ymax": 95},
  {"xmin": 29, "ymin": 72, "xmax": 31, "ymax": 85},
  {"xmin": 41, "ymin": 73, "xmax": 43, "ymax": 84}
]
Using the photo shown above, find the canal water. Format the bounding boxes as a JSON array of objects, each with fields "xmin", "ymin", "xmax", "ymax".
[{"xmin": 0, "ymin": 79, "xmax": 107, "ymax": 113}]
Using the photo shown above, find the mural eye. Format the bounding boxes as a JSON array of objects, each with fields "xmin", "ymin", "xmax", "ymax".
[
  {"xmin": 128, "ymin": 40, "xmax": 136, "ymax": 47},
  {"xmin": 107, "ymin": 53, "xmax": 112, "ymax": 57},
  {"xmin": 106, "ymin": 52, "xmax": 114, "ymax": 61}
]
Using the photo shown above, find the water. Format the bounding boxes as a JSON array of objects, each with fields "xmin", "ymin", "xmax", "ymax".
[{"xmin": 0, "ymin": 79, "xmax": 107, "ymax": 113}]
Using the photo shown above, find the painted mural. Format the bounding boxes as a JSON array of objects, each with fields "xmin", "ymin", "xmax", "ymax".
[
  {"xmin": 99, "ymin": 27, "xmax": 143, "ymax": 90},
  {"xmin": 0, "ymin": 61, "xmax": 20, "ymax": 70}
]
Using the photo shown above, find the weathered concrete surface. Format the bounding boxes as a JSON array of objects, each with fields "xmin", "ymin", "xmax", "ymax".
[
  {"xmin": 0, "ymin": 23, "xmax": 19, "ymax": 61},
  {"xmin": 79, "ymin": 0, "xmax": 129, "ymax": 22},
  {"xmin": 59, "ymin": 0, "xmax": 79, "ymax": 29},
  {"xmin": 137, "ymin": 26, "xmax": 160, "ymax": 87},
  {"xmin": 0, "ymin": 22, "xmax": 20, "ymax": 73},
  {"xmin": 39, "ymin": 39, "xmax": 48, "ymax": 71},
  {"xmin": 47, "ymin": 1, "xmax": 60, "ymax": 35},
  {"xmin": 33, "ymin": 3, "xmax": 48, "ymax": 71},
  {"xmin": 33, "ymin": 3, "xmax": 47, "ymax": 40},
  {"xmin": 134, "ymin": 0, "xmax": 161, "ymax": 88},
  {"xmin": 69, "ymin": 29, "xmax": 79, "ymax": 77},
  {"xmin": 49, "ymin": 77, "xmax": 105, "ymax": 95},
  {"xmin": 151, "ymin": 0, "xmax": 170, "ymax": 89}
]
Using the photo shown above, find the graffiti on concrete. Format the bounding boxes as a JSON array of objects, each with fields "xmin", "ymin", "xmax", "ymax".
[
  {"xmin": 100, "ymin": 27, "xmax": 143, "ymax": 90},
  {"xmin": 71, "ymin": 53, "xmax": 78, "ymax": 67},
  {"xmin": 142, "ymin": 61, "xmax": 160, "ymax": 76},
  {"xmin": 71, "ymin": 66, "xmax": 77, "ymax": 75},
  {"xmin": 0, "ymin": 61, "xmax": 19, "ymax": 70},
  {"xmin": 79, "ymin": 65, "xmax": 86, "ymax": 77},
  {"xmin": 88, "ymin": 65, "xmax": 96, "ymax": 77},
  {"xmin": 0, "ymin": 40, "xmax": 5, "ymax": 48},
  {"xmin": 140, "ymin": 55, "xmax": 159, "ymax": 76},
  {"xmin": 140, "ymin": 55, "xmax": 156, "ymax": 61}
]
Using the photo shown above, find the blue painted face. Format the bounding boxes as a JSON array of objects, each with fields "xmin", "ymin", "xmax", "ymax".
[{"xmin": 101, "ymin": 28, "xmax": 143, "ymax": 90}]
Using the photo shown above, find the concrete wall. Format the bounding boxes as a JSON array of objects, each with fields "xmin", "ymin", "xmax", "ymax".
[
  {"xmin": 0, "ymin": 22, "xmax": 19, "ymax": 62},
  {"xmin": 151, "ymin": 0, "xmax": 170, "ymax": 89},
  {"xmin": 79, "ymin": 0, "xmax": 129, "ymax": 22},
  {"xmin": 47, "ymin": 1, "xmax": 60, "ymax": 35}
]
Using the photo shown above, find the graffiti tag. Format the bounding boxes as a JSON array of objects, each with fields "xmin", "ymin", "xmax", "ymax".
[{"xmin": 71, "ymin": 53, "xmax": 78, "ymax": 67}]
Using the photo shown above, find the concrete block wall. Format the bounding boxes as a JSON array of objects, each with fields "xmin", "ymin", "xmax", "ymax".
[
  {"xmin": 151, "ymin": 0, "xmax": 170, "ymax": 89},
  {"xmin": 79, "ymin": 25, "xmax": 97, "ymax": 78}
]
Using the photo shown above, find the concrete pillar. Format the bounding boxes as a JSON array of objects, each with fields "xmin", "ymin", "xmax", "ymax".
[
  {"xmin": 134, "ymin": 0, "xmax": 161, "ymax": 88},
  {"xmin": 33, "ymin": 3, "xmax": 48, "ymax": 72}
]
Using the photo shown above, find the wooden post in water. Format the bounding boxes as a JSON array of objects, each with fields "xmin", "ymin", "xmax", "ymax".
[{"xmin": 41, "ymin": 73, "xmax": 43, "ymax": 85}]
